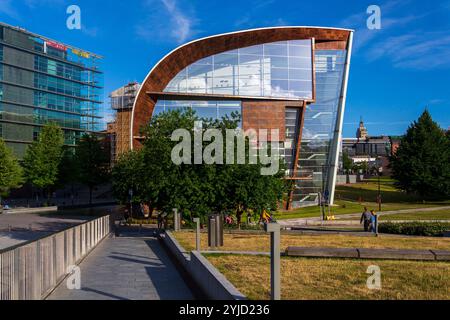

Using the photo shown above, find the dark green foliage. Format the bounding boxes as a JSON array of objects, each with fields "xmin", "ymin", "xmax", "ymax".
[
  {"xmin": 22, "ymin": 123, "xmax": 64, "ymax": 195},
  {"xmin": 379, "ymin": 221, "xmax": 450, "ymax": 237},
  {"xmin": 0, "ymin": 138, "xmax": 23, "ymax": 198},
  {"xmin": 75, "ymin": 134, "xmax": 110, "ymax": 205},
  {"xmin": 390, "ymin": 110, "xmax": 450, "ymax": 199},
  {"xmin": 112, "ymin": 109, "xmax": 289, "ymax": 223},
  {"xmin": 111, "ymin": 150, "xmax": 146, "ymax": 204},
  {"xmin": 57, "ymin": 149, "xmax": 79, "ymax": 187}
]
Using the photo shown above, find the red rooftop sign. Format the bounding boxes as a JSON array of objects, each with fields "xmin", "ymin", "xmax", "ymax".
[{"xmin": 46, "ymin": 40, "xmax": 67, "ymax": 51}]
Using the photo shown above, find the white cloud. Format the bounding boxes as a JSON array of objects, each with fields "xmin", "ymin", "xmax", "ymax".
[
  {"xmin": 339, "ymin": 0, "xmax": 450, "ymax": 70},
  {"xmin": 136, "ymin": 0, "xmax": 197, "ymax": 44},
  {"xmin": 365, "ymin": 31, "xmax": 450, "ymax": 70}
]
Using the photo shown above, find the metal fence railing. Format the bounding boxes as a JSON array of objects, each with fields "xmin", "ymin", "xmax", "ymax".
[{"xmin": 0, "ymin": 215, "xmax": 113, "ymax": 300}]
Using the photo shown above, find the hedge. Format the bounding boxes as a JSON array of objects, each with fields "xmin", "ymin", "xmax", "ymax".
[{"xmin": 379, "ymin": 222, "xmax": 450, "ymax": 237}]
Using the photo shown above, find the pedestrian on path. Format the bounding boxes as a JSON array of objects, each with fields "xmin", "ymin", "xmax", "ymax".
[
  {"xmin": 360, "ymin": 207, "xmax": 372, "ymax": 232},
  {"xmin": 370, "ymin": 210, "xmax": 378, "ymax": 234}
]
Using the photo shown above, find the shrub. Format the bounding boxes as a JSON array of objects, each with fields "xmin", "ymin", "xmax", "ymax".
[{"xmin": 379, "ymin": 222, "xmax": 450, "ymax": 237}]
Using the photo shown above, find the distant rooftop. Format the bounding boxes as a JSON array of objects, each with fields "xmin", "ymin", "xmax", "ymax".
[{"xmin": 0, "ymin": 21, "xmax": 102, "ymax": 59}]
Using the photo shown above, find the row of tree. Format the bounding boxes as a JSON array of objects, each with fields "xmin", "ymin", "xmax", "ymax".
[
  {"xmin": 0, "ymin": 123, "xmax": 110, "ymax": 205},
  {"xmin": 112, "ymin": 109, "xmax": 290, "ymax": 225}
]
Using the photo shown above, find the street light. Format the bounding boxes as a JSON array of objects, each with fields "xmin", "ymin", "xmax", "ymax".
[{"xmin": 377, "ymin": 161, "xmax": 383, "ymax": 212}]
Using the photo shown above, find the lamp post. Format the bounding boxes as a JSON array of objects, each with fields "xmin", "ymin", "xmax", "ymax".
[{"xmin": 377, "ymin": 162, "xmax": 383, "ymax": 212}]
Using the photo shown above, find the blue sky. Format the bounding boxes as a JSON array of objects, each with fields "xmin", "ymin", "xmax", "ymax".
[{"xmin": 0, "ymin": 0, "xmax": 449, "ymax": 136}]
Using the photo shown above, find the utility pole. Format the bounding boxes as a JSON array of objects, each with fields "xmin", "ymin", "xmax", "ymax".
[{"xmin": 377, "ymin": 164, "xmax": 383, "ymax": 212}]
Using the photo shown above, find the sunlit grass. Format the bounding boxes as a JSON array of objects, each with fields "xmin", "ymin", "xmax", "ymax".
[
  {"xmin": 173, "ymin": 231, "xmax": 450, "ymax": 252},
  {"xmin": 207, "ymin": 254, "xmax": 450, "ymax": 300}
]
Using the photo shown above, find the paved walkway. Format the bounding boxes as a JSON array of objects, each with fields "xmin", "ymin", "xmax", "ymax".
[
  {"xmin": 48, "ymin": 233, "xmax": 193, "ymax": 300},
  {"xmin": 279, "ymin": 206, "xmax": 450, "ymax": 227}
]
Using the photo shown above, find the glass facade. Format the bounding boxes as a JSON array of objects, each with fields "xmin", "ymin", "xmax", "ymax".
[
  {"xmin": 0, "ymin": 23, "xmax": 103, "ymax": 157},
  {"xmin": 165, "ymin": 40, "xmax": 313, "ymax": 99},
  {"xmin": 141, "ymin": 31, "xmax": 351, "ymax": 208},
  {"xmin": 291, "ymin": 50, "xmax": 347, "ymax": 207},
  {"xmin": 154, "ymin": 100, "xmax": 241, "ymax": 121}
]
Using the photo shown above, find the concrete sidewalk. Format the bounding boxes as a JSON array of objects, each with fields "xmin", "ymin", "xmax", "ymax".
[{"xmin": 48, "ymin": 234, "xmax": 194, "ymax": 300}]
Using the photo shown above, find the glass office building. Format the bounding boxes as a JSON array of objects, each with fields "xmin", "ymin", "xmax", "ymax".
[
  {"xmin": 131, "ymin": 27, "xmax": 353, "ymax": 209},
  {"xmin": 0, "ymin": 22, "xmax": 103, "ymax": 157}
]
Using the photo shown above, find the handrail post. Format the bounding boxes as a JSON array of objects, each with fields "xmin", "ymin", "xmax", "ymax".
[{"xmin": 193, "ymin": 218, "xmax": 201, "ymax": 251}]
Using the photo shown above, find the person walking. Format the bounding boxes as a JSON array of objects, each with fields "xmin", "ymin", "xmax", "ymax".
[
  {"xmin": 360, "ymin": 207, "xmax": 372, "ymax": 232},
  {"xmin": 370, "ymin": 210, "xmax": 378, "ymax": 234}
]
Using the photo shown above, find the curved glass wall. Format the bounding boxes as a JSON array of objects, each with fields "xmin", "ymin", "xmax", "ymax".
[
  {"xmin": 164, "ymin": 40, "xmax": 313, "ymax": 99},
  {"xmin": 291, "ymin": 49, "xmax": 347, "ymax": 207}
]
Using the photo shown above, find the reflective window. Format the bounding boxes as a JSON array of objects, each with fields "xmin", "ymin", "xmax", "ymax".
[
  {"xmin": 153, "ymin": 100, "xmax": 241, "ymax": 123},
  {"xmin": 164, "ymin": 40, "xmax": 313, "ymax": 99},
  {"xmin": 291, "ymin": 49, "xmax": 347, "ymax": 207}
]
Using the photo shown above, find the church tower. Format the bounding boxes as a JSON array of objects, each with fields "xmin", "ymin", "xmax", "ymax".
[{"xmin": 356, "ymin": 117, "xmax": 369, "ymax": 141}]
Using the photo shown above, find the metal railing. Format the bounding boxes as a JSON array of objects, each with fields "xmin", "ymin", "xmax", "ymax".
[{"xmin": 0, "ymin": 215, "xmax": 112, "ymax": 300}]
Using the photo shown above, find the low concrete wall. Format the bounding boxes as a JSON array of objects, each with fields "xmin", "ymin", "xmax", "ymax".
[
  {"xmin": 336, "ymin": 174, "xmax": 366, "ymax": 185},
  {"xmin": 190, "ymin": 251, "xmax": 246, "ymax": 300},
  {"xmin": 336, "ymin": 175, "xmax": 348, "ymax": 185},
  {"xmin": 162, "ymin": 231, "xmax": 190, "ymax": 270},
  {"xmin": 162, "ymin": 231, "xmax": 246, "ymax": 300}
]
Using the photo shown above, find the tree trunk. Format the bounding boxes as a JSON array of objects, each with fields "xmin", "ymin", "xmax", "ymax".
[
  {"xmin": 236, "ymin": 209, "xmax": 243, "ymax": 230},
  {"xmin": 89, "ymin": 186, "xmax": 93, "ymax": 206}
]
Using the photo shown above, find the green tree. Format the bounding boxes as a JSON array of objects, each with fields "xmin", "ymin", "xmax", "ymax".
[
  {"xmin": 390, "ymin": 110, "xmax": 450, "ymax": 199},
  {"xmin": 22, "ymin": 123, "xmax": 64, "ymax": 201},
  {"xmin": 114, "ymin": 109, "xmax": 289, "ymax": 225},
  {"xmin": 57, "ymin": 148, "xmax": 79, "ymax": 203},
  {"xmin": 0, "ymin": 139, "xmax": 23, "ymax": 204},
  {"xmin": 342, "ymin": 151, "xmax": 353, "ymax": 173},
  {"xmin": 75, "ymin": 134, "xmax": 110, "ymax": 205},
  {"xmin": 112, "ymin": 150, "xmax": 146, "ymax": 204}
]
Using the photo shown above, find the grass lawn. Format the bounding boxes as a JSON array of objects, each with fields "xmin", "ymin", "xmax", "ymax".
[
  {"xmin": 206, "ymin": 254, "xmax": 450, "ymax": 300},
  {"xmin": 275, "ymin": 179, "xmax": 450, "ymax": 221},
  {"xmin": 173, "ymin": 231, "xmax": 450, "ymax": 252}
]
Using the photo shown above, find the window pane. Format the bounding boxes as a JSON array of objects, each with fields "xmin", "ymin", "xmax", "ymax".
[
  {"xmin": 271, "ymin": 68, "xmax": 289, "ymax": 80},
  {"xmin": 193, "ymin": 107, "xmax": 217, "ymax": 119},
  {"xmin": 239, "ymin": 45, "xmax": 263, "ymax": 55},
  {"xmin": 264, "ymin": 44, "xmax": 288, "ymax": 56},
  {"xmin": 289, "ymin": 45, "xmax": 311, "ymax": 58}
]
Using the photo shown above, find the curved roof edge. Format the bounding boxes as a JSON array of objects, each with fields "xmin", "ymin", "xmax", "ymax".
[{"xmin": 130, "ymin": 26, "xmax": 354, "ymax": 149}]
